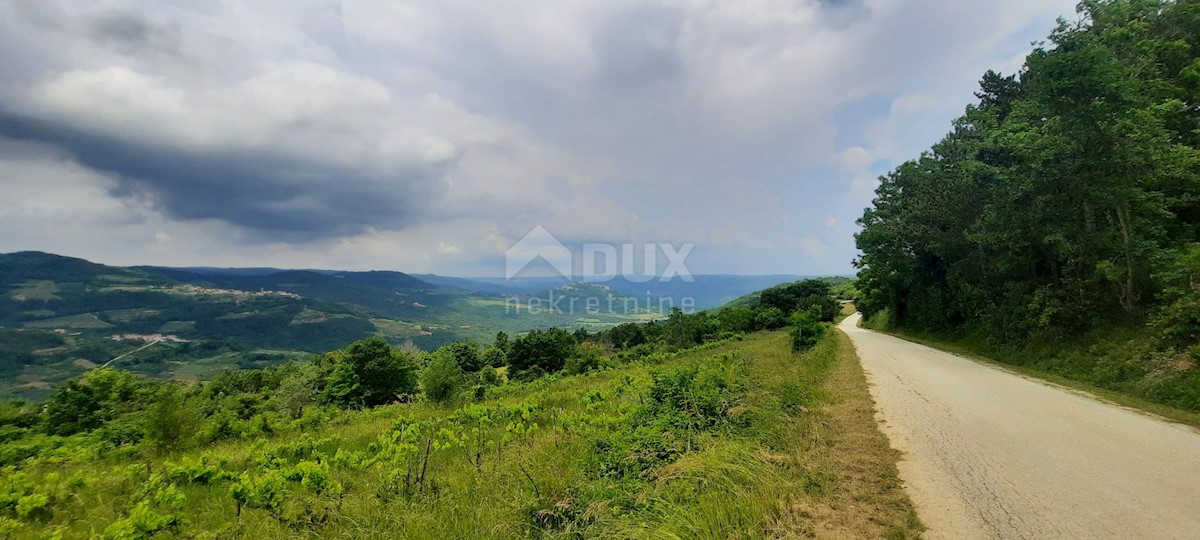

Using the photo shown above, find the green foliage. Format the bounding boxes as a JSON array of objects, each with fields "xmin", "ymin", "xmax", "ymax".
[
  {"xmin": 492, "ymin": 331, "xmax": 510, "ymax": 354},
  {"xmin": 854, "ymin": 0, "xmax": 1200, "ymax": 409},
  {"xmin": 319, "ymin": 362, "xmax": 361, "ymax": 408},
  {"xmin": 606, "ymin": 323, "xmax": 647, "ymax": 349},
  {"xmin": 789, "ymin": 307, "xmax": 829, "ymax": 352},
  {"xmin": 0, "ymin": 323, "xmax": 922, "ymax": 538},
  {"xmin": 435, "ymin": 341, "xmax": 483, "ymax": 372},
  {"xmin": 141, "ymin": 388, "xmax": 200, "ymax": 453},
  {"xmin": 759, "ymin": 280, "xmax": 839, "ymax": 322},
  {"xmin": 421, "ymin": 351, "xmax": 463, "ymax": 405},
  {"xmin": 754, "ymin": 306, "xmax": 787, "ymax": 330},
  {"xmin": 564, "ymin": 346, "xmax": 603, "ymax": 375},
  {"xmin": 230, "ymin": 470, "xmax": 285, "ymax": 518},
  {"xmin": 480, "ymin": 345, "xmax": 507, "ymax": 369},
  {"xmin": 45, "ymin": 369, "xmax": 152, "ymax": 436},
  {"xmin": 507, "ymin": 328, "xmax": 578, "ymax": 378},
  {"xmin": 103, "ymin": 475, "xmax": 186, "ymax": 539},
  {"xmin": 318, "ymin": 337, "xmax": 419, "ymax": 408},
  {"xmin": 1152, "ymin": 244, "xmax": 1200, "ymax": 347}
]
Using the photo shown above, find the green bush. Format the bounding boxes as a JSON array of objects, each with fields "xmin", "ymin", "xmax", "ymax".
[
  {"xmin": 142, "ymin": 388, "xmax": 200, "ymax": 453},
  {"xmin": 318, "ymin": 338, "xmax": 419, "ymax": 408},
  {"xmin": 421, "ymin": 352, "xmax": 462, "ymax": 405},
  {"xmin": 507, "ymin": 328, "xmax": 578, "ymax": 377},
  {"xmin": 564, "ymin": 347, "xmax": 603, "ymax": 375},
  {"xmin": 790, "ymin": 307, "xmax": 829, "ymax": 352},
  {"xmin": 436, "ymin": 341, "xmax": 483, "ymax": 373}
]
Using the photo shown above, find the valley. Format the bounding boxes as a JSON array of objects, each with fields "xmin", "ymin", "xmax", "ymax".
[{"xmin": 0, "ymin": 251, "xmax": 814, "ymax": 398}]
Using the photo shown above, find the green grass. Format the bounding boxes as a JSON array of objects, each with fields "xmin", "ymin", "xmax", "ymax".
[
  {"xmin": 9, "ymin": 280, "xmax": 61, "ymax": 301},
  {"xmin": 3, "ymin": 331, "xmax": 920, "ymax": 539},
  {"xmin": 23, "ymin": 313, "xmax": 115, "ymax": 330}
]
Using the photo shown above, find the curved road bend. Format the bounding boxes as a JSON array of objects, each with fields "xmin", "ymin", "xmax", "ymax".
[{"xmin": 840, "ymin": 313, "xmax": 1200, "ymax": 539}]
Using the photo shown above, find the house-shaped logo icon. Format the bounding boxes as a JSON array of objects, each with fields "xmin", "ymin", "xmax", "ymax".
[{"xmin": 505, "ymin": 226, "xmax": 572, "ymax": 280}]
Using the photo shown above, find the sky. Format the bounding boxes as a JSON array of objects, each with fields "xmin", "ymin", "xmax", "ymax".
[{"xmin": 0, "ymin": 0, "xmax": 1079, "ymax": 277}]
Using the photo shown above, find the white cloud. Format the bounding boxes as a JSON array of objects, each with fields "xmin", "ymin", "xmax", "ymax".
[
  {"xmin": 891, "ymin": 93, "xmax": 938, "ymax": 115},
  {"xmin": 840, "ymin": 146, "xmax": 874, "ymax": 170},
  {"xmin": 0, "ymin": 0, "xmax": 1080, "ymax": 275}
]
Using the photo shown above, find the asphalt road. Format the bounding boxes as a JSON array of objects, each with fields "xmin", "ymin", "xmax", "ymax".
[{"xmin": 840, "ymin": 313, "xmax": 1200, "ymax": 539}]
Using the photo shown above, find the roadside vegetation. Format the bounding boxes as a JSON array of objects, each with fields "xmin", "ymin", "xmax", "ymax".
[
  {"xmin": 854, "ymin": 0, "xmax": 1200, "ymax": 414},
  {"xmin": 0, "ymin": 280, "xmax": 922, "ymax": 538}
]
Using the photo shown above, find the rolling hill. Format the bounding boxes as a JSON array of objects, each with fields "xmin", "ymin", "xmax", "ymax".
[{"xmin": 0, "ymin": 251, "xmax": 839, "ymax": 398}]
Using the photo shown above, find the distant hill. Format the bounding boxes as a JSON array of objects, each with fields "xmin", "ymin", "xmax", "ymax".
[
  {"xmin": 0, "ymin": 252, "xmax": 385, "ymax": 398},
  {"xmin": 719, "ymin": 276, "xmax": 857, "ymax": 310},
  {"xmin": 0, "ymin": 253, "xmax": 661, "ymax": 398},
  {"xmin": 413, "ymin": 274, "xmax": 813, "ymax": 310},
  {"xmin": 139, "ymin": 266, "xmax": 439, "ymax": 319},
  {"xmin": 0, "ymin": 251, "xmax": 847, "ymax": 398}
]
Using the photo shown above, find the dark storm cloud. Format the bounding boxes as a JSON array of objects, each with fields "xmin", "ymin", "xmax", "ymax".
[
  {"xmin": 0, "ymin": 112, "xmax": 439, "ymax": 240},
  {"xmin": 87, "ymin": 11, "xmax": 183, "ymax": 57},
  {"xmin": 0, "ymin": 0, "xmax": 1082, "ymax": 274}
]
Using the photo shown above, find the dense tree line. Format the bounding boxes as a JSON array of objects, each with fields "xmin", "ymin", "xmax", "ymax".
[{"xmin": 856, "ymin": 0, "xmax": 1200, "ymax": 348}]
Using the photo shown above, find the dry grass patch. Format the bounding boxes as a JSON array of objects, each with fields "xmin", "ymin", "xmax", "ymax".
[{"xmin": 769, "ymin": 330, "xmax": 922, "ymax": 539}]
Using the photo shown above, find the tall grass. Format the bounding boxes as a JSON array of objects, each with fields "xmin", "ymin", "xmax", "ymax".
[{"xmin": 3, "ymin": 331, "xmax": 916, "ymax": 539}]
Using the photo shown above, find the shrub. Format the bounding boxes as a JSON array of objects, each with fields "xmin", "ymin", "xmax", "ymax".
[
  {"xmin": 480, "ymin": 346, "xmax": 507, "ymax": 369},
  {"xmin": 142, "ymin": 388, "xmax": 200, "ymax": 454},
  {"xmin": 753, "ymin": 307, "xmax": 787, "ymax": 330},
  {"xmin": 436, "ymin": 341, "xmax": 483, "ymax": 373},
  {"xmin": 421, "ymin": 352, "xmax": 463, "ymax": 405},
  {"xmin": 565, "ymin": 346, "xmax": 603, "ymax": 375},
  {"xmin": 790, "ymin": 307, "xmax": 829, "ymax": 351},
  {"xmin": 319, "ymin": 338, "xmax": 419, "ymax": 408},
  {"xmin": 507, "ymin": 328, "xmax": 578, "ymax": 377},
  {"xmin": 760, "ymin": 279, "xmax": 839, "ymax": 322}
]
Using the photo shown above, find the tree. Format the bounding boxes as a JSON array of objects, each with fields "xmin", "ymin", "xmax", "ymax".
[
  {"xmin": 44, "ymin": 368, "xmax": 151, "ymax": 435},
  {"xmin": 320, "ymin": 361, "xmax": 362, "ymax": 408},
  {"xmin": 507, "ymin": 328, "xmax": 578, "ymax": 377},
  {"xmin": 45, "ymin": 380, "xmax": 102, "ymax": 435},
  {"xmin": 493, "ymin": 331, "xmax": 510, "ymax": 354},
  {"xmin": 759, "ymin": 280, "xmax": 839, "ymax": 322},
  {"xmin": 142, "ymin": 387, "xmax": 200, "ymax": 453},
  {"xmin": 319, "ymin": 337, "xmax": 418, "ymax": 408},
  {"xmin": 269, "ymin": 361, "xmax": 320, "ymax": 418},
  {"xmin": 436, "ymin": 341, "xmax": 483, "ymax": 373},
  {"xmin": 421, "ymin": 351, "xmax": 462, "ymax": 405},
  {"xmin": 753, "ymin": 306, "xmax": 787, "ymax": 330},
  {"xmin": 854, "ymin": 0, "xmax": 1200, "ymax": 344},
  {"xmin": 607, "ymin": 323, "xmax": 646, "ymax": 349},
  {"xmin": 790, "ymin": 307, "xmax": 828, "ymax": 352},
  {"xmin": 480, "ymin": 346, "xmax": 507, "ymax": 369},
  {"xmin": 716, "ymin": 306, "xmax": 756, "ymax": 333}
]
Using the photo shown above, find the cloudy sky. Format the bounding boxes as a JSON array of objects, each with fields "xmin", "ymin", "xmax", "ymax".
[{"xmin": 0, "ymin": 0, "xmax": 1078, "ymax": 276}]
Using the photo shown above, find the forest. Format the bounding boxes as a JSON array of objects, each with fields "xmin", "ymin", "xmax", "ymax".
[
  {"xmin": 0, "ymin": 281, "xmax": 871, "ymax": 539},
  {"xmin": 855, "ymin": 0, "xmax": 1200, "ymax": 410}
]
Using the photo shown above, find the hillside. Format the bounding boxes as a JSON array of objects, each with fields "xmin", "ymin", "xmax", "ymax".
[
  {"xmin": 1, "ymin": 253, "xmax": 757, "ymax": 398},
  {"xmin": 0, "ymin": 290, "xmax": 920, "ymax": 538},
  {"xmin": 416, "ymin": 274, "xmax": 815, "ymax": 310},
  {"xmin": 0, "ymin": 252, "xmax": 381, "ymax": 398},
  {"xmin": 720, "ymin": 276, "xmax": 857, "ymax": 310}
]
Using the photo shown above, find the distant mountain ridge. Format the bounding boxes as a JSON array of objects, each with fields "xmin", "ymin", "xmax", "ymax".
[{"xmin": 0, "ymin": 251, "xmax": 840, "ymax": 398}]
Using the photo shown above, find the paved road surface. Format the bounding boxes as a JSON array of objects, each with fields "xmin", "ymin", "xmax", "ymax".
[{"xmin": 840, "ymin": 313, "xmax": 1200, "ymax": 539}]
